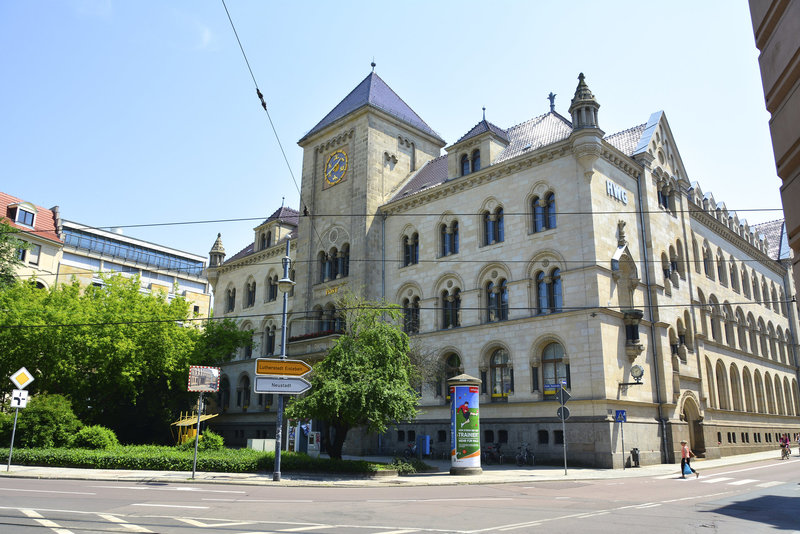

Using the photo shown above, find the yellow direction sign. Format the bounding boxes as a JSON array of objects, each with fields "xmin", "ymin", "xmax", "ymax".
[{"xmin": 255, "ymin": 358, "xmax": 312, "ymax": 377}]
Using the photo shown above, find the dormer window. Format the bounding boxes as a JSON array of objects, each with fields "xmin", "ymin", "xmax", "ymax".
[
  {"xmin": 13, "ymin": 205, "xmax": 36, "ymax": 227},
  {"xmin": 471, "ymin": 149, "xmax": 481, "ymax": 172},
  {"xmin": 460, "ymin": 154, "xmax": 470, "ymax": 176}
]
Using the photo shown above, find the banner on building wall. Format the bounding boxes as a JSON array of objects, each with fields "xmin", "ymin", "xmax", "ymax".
[{"xmin": 450, "ymin": 385, "xmax": 480, "ymax": 468}]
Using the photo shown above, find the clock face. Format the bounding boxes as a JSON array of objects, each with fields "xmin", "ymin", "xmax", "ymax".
[{"xmin": 324, "ymin": 150, "xmax": 348, "ymax": 185}]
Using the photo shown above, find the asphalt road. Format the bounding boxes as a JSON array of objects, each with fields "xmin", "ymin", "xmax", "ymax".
[{"xmin": 0, "ymin": 457, "xmax": 798, "ymax": 533}]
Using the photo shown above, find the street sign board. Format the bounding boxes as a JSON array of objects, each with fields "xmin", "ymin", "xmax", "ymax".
[
  {"xmin": 10, "ymin": 367, "xmax": 34, "ymax": 389},
  {"xmin": 615, "ymin": 409, "xmax": 627, "ymax": 423},
  {"xmin": 11, "ymin": 389, "xmax": 28, "ymax": 409},
  {"xmin": 255, "ymin": 358, "xmax": 312, "ymax": 377},
  {"xmin": 557, "ymin": 406, "xmax": 570, "ymax": 420},
  {"xmin": 254, "ymin": 376, "xmax": 311, "ymax": 395},
  {"xmin": 187, "ymin": 366, "xmax": 221, "ymax": 392},
  {"xmin": 555, "ymin": 386, "xmax": 571, "ymax": 406}
]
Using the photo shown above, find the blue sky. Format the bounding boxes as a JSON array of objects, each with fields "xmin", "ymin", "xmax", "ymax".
[{"xmin": 1, "ymin": 1, "xmax": 782, "ymax": 260}]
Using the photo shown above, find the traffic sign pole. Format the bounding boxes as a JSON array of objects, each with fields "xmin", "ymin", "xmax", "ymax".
[
  {"xmin": 6, "ymin": 408, "xmax": 19, "ymax": 472},
  {"xmin": 621, "ymin": 416, "xmax": 625, "ymax": 471},
  {"xmin": 192, "ymin": 392, "xmax": 203, "ymax": 480}
]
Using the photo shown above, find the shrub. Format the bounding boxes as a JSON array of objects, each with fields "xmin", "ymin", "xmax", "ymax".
[
  {"xmin": 177, "ymin": 429, "xmax": 224, "ymax": 451},
  {"xmin": 14, "ymin": 394, "xmax": 82, "ymax": 448},
  {"xmin": 73, "ymin": 425, "xmax": 119, "ymax": 450}
]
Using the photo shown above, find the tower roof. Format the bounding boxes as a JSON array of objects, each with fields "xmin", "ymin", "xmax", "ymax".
[{"xmin": 299, "ymin": 72, "xmax": 444, "ymax": 144}]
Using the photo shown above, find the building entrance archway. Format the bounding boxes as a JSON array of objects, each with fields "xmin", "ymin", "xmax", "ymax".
[{"xmin": 681, "ymin": 396, "xmax": 705, "ymax": 457}]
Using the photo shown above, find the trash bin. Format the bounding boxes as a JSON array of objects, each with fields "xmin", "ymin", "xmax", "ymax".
[{"xmin": 630, "ymin": 448, "xmax": 640, "ymax": 467}]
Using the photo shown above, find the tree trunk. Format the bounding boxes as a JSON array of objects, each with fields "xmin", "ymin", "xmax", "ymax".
[{"xmin": 327, "ymin": 423, "xmax": 350, "ymax": 460}]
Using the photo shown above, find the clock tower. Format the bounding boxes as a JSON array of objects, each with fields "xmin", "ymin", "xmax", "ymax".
[{"xmin": 295, "ymin": 70, "xmax": 446, "ymax": 322}]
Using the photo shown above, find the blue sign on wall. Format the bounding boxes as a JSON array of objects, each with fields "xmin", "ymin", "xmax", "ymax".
[{"xmin": 615, "ymin": 410, "xmax": 627, "ymax": 423}]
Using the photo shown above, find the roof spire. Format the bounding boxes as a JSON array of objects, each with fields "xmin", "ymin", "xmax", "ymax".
[
  {"xmin": 547, "ymin": 92, "xmax": 556, "ymax": 112},
  {"xmin": 371, "ymin": 58, "xmax": 376, "ymax": 72},
  {"xmin": 568, "ymin": 72, "xmax": 600, "ymax": 130},
  {"xmin": 482, "ymin": 106, "xmax": 486, "ymax": 121}
]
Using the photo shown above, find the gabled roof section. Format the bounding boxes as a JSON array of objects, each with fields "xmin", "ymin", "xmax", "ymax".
[
  {"xmin": 256, "ymin": 206, "xmax": 300, "ymax": 229},
  {"xmin": 299, "ymin": 72, "xmax": 444, "ymax": 144},
  {"xmin": 454, "ymin": 119, "xmax": 509, "ymax": 145},
  {"xmin": 604, "ymin": 123, "xmax": 647, "ymax": 156},
  {"xmin": 632, "ymin": 111, "xmax": 664, "ymax": 156},
  {"xmin": 393, "ymin": 155, "xmax": 449, "ymax": 199},
  {"xmin": 494, "ymin": 112, "xmax": 573, "ymax": 164},
  {"xmin": 224, "ymin": 243, "xmax": 254, "ymax": 264},
  {"xmin": 0, "ymin": 191, "xmax": 61, "ymax": 244}
]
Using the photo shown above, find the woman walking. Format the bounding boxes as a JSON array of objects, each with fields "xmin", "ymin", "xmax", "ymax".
[{"xmin": 680, "ymin": 439, "xmax": 699, "ymax": 479}]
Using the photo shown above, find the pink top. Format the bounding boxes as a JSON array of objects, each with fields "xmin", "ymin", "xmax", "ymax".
[{"xmin": 681, "ymin": 444, "xmax": 691, "ymax": 459}]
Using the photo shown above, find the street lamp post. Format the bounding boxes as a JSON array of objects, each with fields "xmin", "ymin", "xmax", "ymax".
[{"xmin": 273, "ymin": 239, "xmax": 295, "ymax": 482}]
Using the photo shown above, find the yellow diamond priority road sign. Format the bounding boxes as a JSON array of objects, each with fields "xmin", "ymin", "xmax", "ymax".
[
  {"xmin": 255, "ymin": 358, "xmax": 312, "ymax": 377},
  {"xmin": 10, "ymin": 367, "xmax": 34, "ymax": 389}
]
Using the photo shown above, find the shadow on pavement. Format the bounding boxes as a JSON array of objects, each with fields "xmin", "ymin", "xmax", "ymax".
[{"xmin": 704, "ymin": 494, "xmax": 799, "ymax": 530}]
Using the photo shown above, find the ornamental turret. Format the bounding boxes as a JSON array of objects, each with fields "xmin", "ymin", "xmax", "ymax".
[
  {"xmin": 569, "ymin": 72, "xmax": 601, "ymax": 131},
  {"xmin": 208, "ymin": 233, "xmax": 226, "ymax": 268}
]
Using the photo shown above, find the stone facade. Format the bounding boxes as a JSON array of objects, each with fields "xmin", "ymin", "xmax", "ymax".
[{"xmin": 206, "ymin": 72, "xmax": 800, "ymax": 468}]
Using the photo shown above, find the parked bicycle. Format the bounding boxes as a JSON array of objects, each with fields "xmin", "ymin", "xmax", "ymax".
[
  {"xmin": 483, "ymin": 443, "xmax": 504, "ymax": 464},
  {"xmin": 516, "ymin": 442, "xmax": 534, "ymax": 466},
  {"xmin": 403, "ymin": 441, "xmax": 418, "ymax": 459}
]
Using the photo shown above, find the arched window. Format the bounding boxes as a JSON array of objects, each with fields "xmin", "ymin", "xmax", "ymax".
[
  {"xmin": 715, "ymin": 362, "xmax": 729, "ymax": 410},
  {"xmin": 440, "ymin": 221, "xmax": 459, "ymax": 256},
  {"xmin": 486, "ymin": 281, "xmax": 496, "ymax": 322},
  {"xmin": 219, "ymin": 377, "xmax": 230, "ymax": 411},
  {"xmin": 268, "ymin": 275, "xmax": 278, "ymax": 301},
  {"xmin": 717, "ymin": 251, "xmax": 727, "ymax": 286},
  {"xmin": 403, "ymin": 233, "xmax": 419, "ymax": 266},
  {"xmin": 490, "ymin": 348, "xmax": 513, "ymax": 401},
  {"xmin": 471, "ymin": 149, "xmax": 481, "ymax": 172},
  {"xmin": 266, "ymin": 231, "xmax": 272, "ymax": 248},
  {"xmin": 545, "ymin": 193, "xmax": 556, "ymax": 229},
  {"xmin": 752, "ymin": 276, "xmax": 761, "ymax": 302},
  {"xmin": 703, "ymin": 246, "xmax": 713, "ymax": 279},
  {"xmin": 402, "ymin": 296, "xmax": 420, "ymax": 334},
  {"xmin": 743, "ymin": 369, "xmax": 755, "ymax": 412},
  {"xmin": 328, "ymin": 247, "xmax": 339, "ymax": 280},
  {"xmin": 226, "ymin": 287, "xmax": 236, "ymax": 313},
  {"xmin": 754, "ymin": 371, "xmax": 766, "ymax": 413},
  {"xmin": 263, "ymin": 326, "xmax": 276, "ymax": 356},
  {"xmin": 318, "ymin": 251, "xmax": 329, "ymax": 283},
  {"xmin": 550, "ymin": 268, "xmax": 563, "ymax": 313},
  {"xmin": 246, "ymin": 280, "xmax": 256, "ymax": 308},
  {"xmin": 730, "ymin": 365, "xmax": 743, "ymax": 411},
  {"xmin": 441, "ymin": 353, "xmax": 463, "ymax": 399},
  {"xmin": 730, "ymin": 261, "xmax": 739, "ymax": 292},
  {"xmin": 260, "ymin": 233, "xmax": 267, "ymax": 251},
  {"xmin": 692, "ymin": 238, "xmax": 701, "ymax": 273},
  {"xmin": 742, "ymin": 268, "xmax": 751, "ymax": 298},
  {"xmin": 237, "ymin": 375, "xmax": 251, "ymax": 409},
  {"xmin": 483, "ymin": 207, "xmax": 504, "ymax": 245},
  {"xmin": 461, "ymin": 154, "xmax": 470, "ymax": 176},
  {"xmin": 533, "ymin": 196, "xmax": 544, "ymax": 232},
  {"xmin": 543, "ymin": 342, "xmax": 570, "ymax": 397},
  {"xmin": 536, "ymin": 271, "xmax": 548, "ymax": 315},
  {"xmin": 339, "ymin": 244, "xmax": 350, "ymax": 278},
  {"xmin": 441, "ymin": 288, "xmax": 461, "ymax": 329}
]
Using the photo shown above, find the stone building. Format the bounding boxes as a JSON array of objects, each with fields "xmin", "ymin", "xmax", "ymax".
[{"xmin": 206, "ymin": 71, "xmax": 799, "ymax": 467}]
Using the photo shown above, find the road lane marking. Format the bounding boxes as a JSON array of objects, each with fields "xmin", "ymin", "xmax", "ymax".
[
  {"xmin": 728, "ymin": 479, "xmax": 760, "ymax": 486},
  {"xmin": 0, "ymin": 488, "xmax": 95, "ymax": 495},
  {"xmin": 21, "ymin": 509, "xmax": 75, "ymax": 534},
  {"xmin": 281, "ymin": 526, "xmax": 334, "ymax": 532},
  {"xmin": 202, "ymin": 498, "xmax": 314, "ymax": 502},
  {"xmin": 756, "ymin": 481, "xmax": 784, "ymax": 488},
  {"xmin": 91, "ymin": 485, "xmax": 246, "ymax": 494},
  {"xmin": 176, "ymin": 518, "xmax": 254, "ymax": 528},
  {"xmin": 97, "ymin": 514, "xmax": 154, "ymax": 533},
  {"xmin": 380, "ymin": 530, "xmax": 422, "ymax": 534},
  {"xmin": 131, "ymin": 503, "xmax": 208, "ymax": 509},
  {"xmin": 367, "ymin": 498, "xmax": 513, "ymax": 503}
]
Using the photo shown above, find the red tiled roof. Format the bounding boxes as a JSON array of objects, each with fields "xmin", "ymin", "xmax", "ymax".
[{"xmin": 0, "ymin": 191, "xmax": 61, "ymax": 244}]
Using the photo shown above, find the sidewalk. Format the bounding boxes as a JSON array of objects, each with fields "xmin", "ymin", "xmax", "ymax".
[{"xmin": 1, "ymin": 449, "xmax": 792, "ymax": 487}]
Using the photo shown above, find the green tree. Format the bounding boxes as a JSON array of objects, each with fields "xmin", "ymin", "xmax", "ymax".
[
  {"xmin": 0, "ymin": 220, "xmax": 26, "ymax": 289},
  {"xmin": 13, "ymin": 394, "xmax": 83, "ymax": 448},
  {"xmin": 285, "ymin": 294, "xmax": 419, "ymax": 460},
  {"xmin": 0, "ymin": 276, "xmax": 249, "ymax": 444}
]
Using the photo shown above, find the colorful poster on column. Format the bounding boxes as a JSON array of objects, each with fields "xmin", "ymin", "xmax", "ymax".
[{"xmin": 451, "ymin": 385, "xmax": 480, "ymax": 468}]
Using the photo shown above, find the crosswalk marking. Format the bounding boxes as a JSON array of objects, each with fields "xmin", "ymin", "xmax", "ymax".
[
  {"xmin": 97, "ymin": 514, "xmax": 154, "ymax": 533},
  {"xmin": 700, "ymin": 477, "xmax": 734, "ymax": 484},
  {"xmin": 21, "ymin": 509, "xmax": 75, "ymax": 534},
  {"xmin": 756, "ymin": 481, "xmax": 784, "ymax": 488},
  {"xmin": 727, "ymin": 479, "xmax": 760, "ymax": 486}
]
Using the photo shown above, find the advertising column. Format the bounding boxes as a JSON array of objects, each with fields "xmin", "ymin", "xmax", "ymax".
[{"xmin": 448, "ymin": 374, "xmax": 482, "ymax": 475}]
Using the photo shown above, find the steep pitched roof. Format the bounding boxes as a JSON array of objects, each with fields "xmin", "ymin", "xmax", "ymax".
[
  {"xmin": 494, "ymin": 112, "xmax": 574, "ymax": 164},
  {"xmin": 256, "ymin": 206, "xmax": 300, "ymax": 229},
  {"xmin": 299, "ymin": 72, "xmax": 444, "ymax": 144},
  {"xmin": 751, "ymin": 219, "xmax": 790, "ymax": 261},
  {"xmin": 455, "ymin": 119, "xmax": 509, "ymax": 145},
  {"xmin": 605, "ymin": 123, "xmax": 647, "ymax": 156},
  {"xmin": 394, "ymin": 155, "xmax": 449, "ymax": 199},
  {"xmin": 0, "ymin": 191, "xmax": 61, "ymax": 244}
]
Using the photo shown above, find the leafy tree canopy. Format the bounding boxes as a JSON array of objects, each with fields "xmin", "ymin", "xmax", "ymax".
[
  {"xmin": 285, "ymin": 294, "xmax": 419, "ymax": 459},
  {"xmin": 0, "ymin": 275, "xmax": 249, "ymax": 444},
  {"xmin": 0, "ymin": 220, "xmax": 27, "ymax": 289}
]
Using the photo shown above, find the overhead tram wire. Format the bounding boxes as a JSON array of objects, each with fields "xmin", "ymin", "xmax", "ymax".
[{"xmin": 220, "ymin": 0, "xmax": 324, "ymax": 248}]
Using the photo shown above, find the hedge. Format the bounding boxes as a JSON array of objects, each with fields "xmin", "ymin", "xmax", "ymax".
[{"xmin": 0, "ymin": 446, "xmax": 387, "ymax": 474}]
